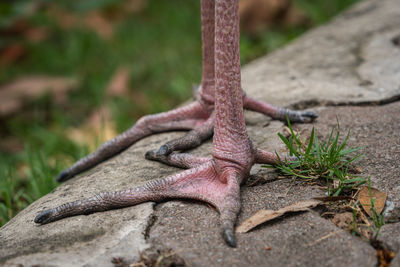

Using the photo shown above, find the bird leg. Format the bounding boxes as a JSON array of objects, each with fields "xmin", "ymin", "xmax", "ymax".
[
  {"xmin": 56, "ymin": 1, "xmax": 216, "ymax": 182},
  {"xmin": 56, "ymin": 0, "xmax": 316, "ymax": 182},
  {"xmin": 35, "ymin": 0, "xmax": 300, "ymax": 247}
]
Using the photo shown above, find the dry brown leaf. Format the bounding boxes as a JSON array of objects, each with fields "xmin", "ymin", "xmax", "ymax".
[
  {"xmin": 123, "ymin": 0, "xmax": 148, "ymax": 14},
  {"xmin": 47, "ymin": 5, "xmax": 78, "ymax": 29},
  {"xmin": 106, "ymin": 66, "xmax": 130, "ymax": 97},
  {"xmin": 357, "ymin": 186, "xmax": 387, "ymax": 217},
  {"xmin": 313, "ymin": 196, "xmax": 353, "ymax": 202},
  {"xmin": 239, "ymin": 0, "xmax": 308, "ymax": 34},
  {"xmin": 103, "ymin": 0, "xmax": 148, "ymax": 21},
  {"xmin": 236, "ymin": 200, "xmax": 321, "ymax": 233},
  {"xmin": 281, "ymin": 3, "xmax": 309, "ymax": 27},
  {"xmin": 84, "ymin": 11, "xmax": 114, "ymax": 39},
  {"xmin": 47, "ymin": 6, "xmax": 113, "ymax": 39},
  {"xmin": 0, "ymin": 76, "xmax": 77, "ymax": 116},
  {"xmin": 0, "ymin": 43, "xmax": 26, "ymax": 66},
  {"xmin": 0, "ymin": 137, "xmax": 24, "ymax": 153},
  {"xmin": 282, "ymin": 125, "xmax": 298, "ymax": 138},
  {"xmin": 66, "ymin": 106, "xmax": 117, "ymax": 151},
  {"xmin": 24, "ymin": 26, "xmax": 49, "ymax": 43}
]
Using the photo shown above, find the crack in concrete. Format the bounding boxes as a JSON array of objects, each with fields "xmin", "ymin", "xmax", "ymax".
[
  {"xmin": 392, "ymin": 34, "xmax": 400, "ymax": 47},
  {"xmin": 289, "ymin": 93, "xmax": 400, "ymax": 110},
  {"xmin": 143, "ymin": 211, "xmax": 157, "ymax": 241},
  {"xmin": 314, "ymin": 205, "xmax": 396, "ymax": 267}
]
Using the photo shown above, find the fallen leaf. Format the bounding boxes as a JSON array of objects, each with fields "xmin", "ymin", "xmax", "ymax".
[
  {"xmin": 281, "ymin": 3, "xmax": 310, "ymax": 27},
  {"xmin": 239, "ymin": 0, "xmax": 308, "ymax": 34},
  {"xmin": 84, "ymin": 11, "xmax": 114, "ymax": 39},
  {"xmin": 66, "ymin": 106, "xmax": 117, "ymax": 151},
  {"xmin": 236, "ymin": 200, "xmax": 321, "ymax": 233},
  {"xmin": 47, "ymin": 6, "xmax": 114, "ymax": 39},
  {"xmin": 24, "ymin": 26, "xmax": 49, "ymax": 43},
  {"xmin": 0, "ymin": 137, "xmax": 24, "ymax": 153},
  {"xmin": 123, "ymin": 0, "xmax": 148, "ymax": 14},
  {"xmin": 282, "ymin": 125, "xmax": 299, "ymax": 138},
  {"xmin": 46, "ymin": 5, "xmax": 78, "ymax": 29},
  {"xmin": 0, "ymin": 43, "xmax": 26, "ymax": 66},
  {"xmin": 106, "ymin": 66, "xmax": 130, "ymax": 97},
  {"xmin": 0, "ymin": 76, "xmax": 77, "ymax": 117},
  {"xmin": 103, "ymin": 0, "xmax": 148, "ymax": 21},
  {"xmin": 0, "ymin": 18, "xmax": 49, "ymax": 44},
  {"xmin": 357, "ymin": 186, "xmax": 387, "ymax": 217}
]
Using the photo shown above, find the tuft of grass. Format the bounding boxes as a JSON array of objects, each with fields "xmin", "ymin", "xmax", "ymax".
[
  {"xmin": 270, "ymin": 118, "xmax": 365, "ymax": 196},
  {"xmin": 0, "ymin": 146, "xmax": 61, "ymax": 227},
  {"xmin": 270, "ymin": 119, "xmax": 386, "ymax": 243},
  {"xmin": 349, "ymin": 178, "xmax": 385, "ymax": 240}
]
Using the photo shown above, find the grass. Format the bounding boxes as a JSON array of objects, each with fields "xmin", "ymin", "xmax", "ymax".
[
  {"xmin": 0, "ymin": 0, "xmax": 361, "ymax": 227},
  {"xmin": 269, "ymin": 119, "xmax": 386, "ymax": 241},
  {"xmin": 271, "ymin": 118, "xmax": 365, "ymax": 196},
  {"xmin": 365, "ymin": 178, "xmax": 385, "ymax": 240}
]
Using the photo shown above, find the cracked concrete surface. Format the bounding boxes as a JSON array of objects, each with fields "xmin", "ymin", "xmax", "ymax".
[
  {"xmin": 242, "ymin": 0, "xmax": 400, "ymax": 107},
  {"xmin": 1, "ymin": 0, "xmax": 400, "ymax": 266}
]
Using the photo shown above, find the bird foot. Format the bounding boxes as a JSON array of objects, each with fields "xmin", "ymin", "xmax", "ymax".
[
  {"xmin": 36, "ymin": 158, "xmax": 242, "ymax": 247},
  {"xmin": 35, "ymin": 141, "xmax": 290, "ymax": 247}
]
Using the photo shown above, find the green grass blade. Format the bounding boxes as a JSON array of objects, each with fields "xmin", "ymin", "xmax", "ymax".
[{"xmin": 278, "ymin": 133, "xmax": 300, "ymax": 158}]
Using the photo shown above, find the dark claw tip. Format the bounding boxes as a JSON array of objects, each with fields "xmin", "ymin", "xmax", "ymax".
[
  {"xmin": 157, "ymin": 145, "xmax": 171, "ymax": 156},
  {"xmin": 56, "ymin": 170, "xmax": 71, "ymax": 183},
  {"xmin": 222, "ymin": 228, "xmax": 237, "ymax": 248},
  {"xmin": 34, "ymin": 209, "xmax": 54, "ymax": 224},
  {"xmin": 145, "ymin": 150, "xmax": 157, "ymax": 160},
  {"xmin": 305, "ymin": 111, "xmax": 318, "ymax": 119}
]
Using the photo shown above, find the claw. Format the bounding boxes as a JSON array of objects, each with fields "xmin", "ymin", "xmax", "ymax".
[
  {"xmin": 222, "ymin": 228, "xmax": 237, "ymax": 247},
  {"xmin": 285, "ymin": 109, "xmax": 318, "ymax": 123},
  {"xmin": 145, "ymin": 148, "xmax": 169, "ymax": 164},
  {"xmin": 34, "ymin": 209, "xmax": 55, "ymax": 224},
  {"xmin": 56, "ymin": 170, "xmax": 71, "ymax": 183},
  {"xmin": 303, "ymin": 111, "xmax": 318, "ymax": 120},
  {"xmin": 157, "ymin": 144, "xmax": 171, "ymax": 156},
  {"xmin": 297, "ymin": 110, "xmax": 318, "ymax": 122},
  {"xmin": 144, "ymin": 149, "xmax": 157, "ymax": 160}
]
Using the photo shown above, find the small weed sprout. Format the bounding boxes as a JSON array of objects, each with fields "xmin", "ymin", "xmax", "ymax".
[
  {"xmin": 269, "ymin": 118, "xmax": 365, "ymax": 196},
  {"xmin": 366, "ymin": 178, "xmax": 385, "ymax": 239}
]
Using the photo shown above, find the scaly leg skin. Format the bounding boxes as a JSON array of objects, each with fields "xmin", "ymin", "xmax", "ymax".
[
  {"xmin": 56, "ymin": 0, "xmax": 316, "ymax": 183},
  {"xmin": 35, "ymin": 0, "xmax": 305, "ymax": 247}
]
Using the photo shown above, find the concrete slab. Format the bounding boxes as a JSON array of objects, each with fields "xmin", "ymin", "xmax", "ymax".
[
  {"xmin": 242, "ymin": 0, "xmax": 400, "ymax": 107},
  {"xmin": 146, "ymin": 102, "xmax": 400, "ymax": 267},
  {"xmin": 1, "ymin": 0, "xmax": 400, "ymax": 265}
]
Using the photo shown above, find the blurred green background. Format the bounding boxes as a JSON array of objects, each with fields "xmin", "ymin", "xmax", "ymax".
[{"xmin": 0, "ymin": 0, "xmax": 360, "ymax": 226}]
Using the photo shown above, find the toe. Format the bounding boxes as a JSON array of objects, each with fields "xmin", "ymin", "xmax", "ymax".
[
  {"xmin": 303, "ymin": 111, "xmax": 318, "ymax": 119},
  {"xmin": 157, "ymin": 144, "xmax": 172, "ymax": 156},
  {"xmin": 56, "ymin": 170, "xmax": 71, "ymax": 183},
  {"xmin": 291, "ymin": 110, "xmax": 318, "ymax": 123},
  {"xmin": 222, "ymin": 228, "xmax": 237, "ymax": 247},
  {"xmin": 34, "ymin": 209, "xmax": 55, "ymax": 224}
]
